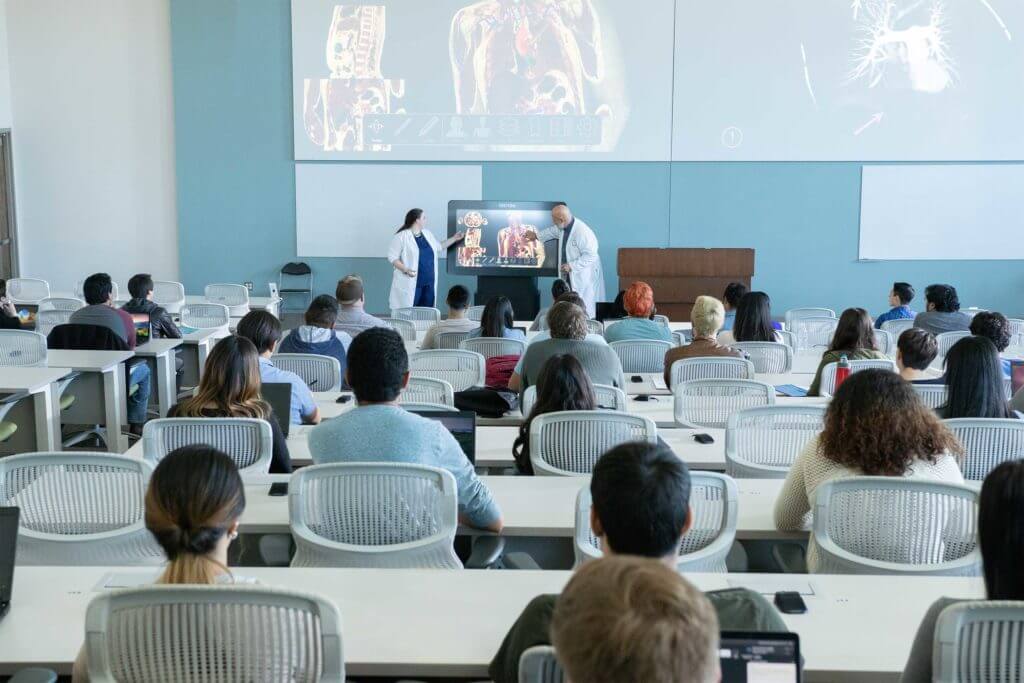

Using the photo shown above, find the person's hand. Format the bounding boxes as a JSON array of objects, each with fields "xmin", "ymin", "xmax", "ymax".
[
  {"xmin": 452, "ymin": 230, "xmax": 466, "ymax": 242},
  {"xmin": 523, "ymin": 228, "xmax": 539, "ymax": 242},
  {"xmin": 0, "ymin": 297, "xmax": 15, "ymax": 317},
  {"xmin": 405, "ymin": 269, "xmax": 417, "ymax": 278},
  {"xmin": 560, "ymin": 263, "xmax": 572, "ymax": 274}
]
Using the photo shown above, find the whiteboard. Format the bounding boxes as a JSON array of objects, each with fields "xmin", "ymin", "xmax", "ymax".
[
  {"xmin": 295, "ymin": 164, "xmax": 482, "ymax": 258},
  {"xmin": 859, "ymin": 164, "xmax": 1024, "ymax": 260}
]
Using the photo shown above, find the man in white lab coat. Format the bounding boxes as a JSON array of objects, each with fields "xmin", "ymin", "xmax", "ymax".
[{"xmin": 526, "ymin": 203, "xmax": 605, "ymax": 318}]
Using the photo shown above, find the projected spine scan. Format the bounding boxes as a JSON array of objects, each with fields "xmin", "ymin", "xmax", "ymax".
[{"xmin": 496, "ymin": 212, "xmax": 544, "ymax": 266}]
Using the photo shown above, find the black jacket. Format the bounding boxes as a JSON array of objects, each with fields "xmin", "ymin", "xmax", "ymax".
[{"xmin": 122, "ymin": 298, "xmax": 182, "ymax": 339}]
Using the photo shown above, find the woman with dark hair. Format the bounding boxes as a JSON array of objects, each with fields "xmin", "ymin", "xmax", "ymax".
[
  {"xmin": 387, "ymin": 208, "xmax": 465, "ymax": 312},
  {"xmin": 469, "ymin": 295, "xmax": 526, "ymax": 341},
  {"xmin": 940, "ymin": 336, "xmax": 1018, "ymax": 419},
  {"xmin": 901, "ymin": 460, "xmax": 1024, "ymax": 681},
  {"xmin": 807, "ymin": 307, "xmax": 888, "ymax": 396},
  {"xmin": 774, "ymin": 369, "xmax": 964, "ymax": 572},
  {"xmin": 512, "ymin": 355, "xmax": 597, "ymax": 474},
  {"xmin": 718, "ymin": 291, "xmax": 781, "ymax": 345}
]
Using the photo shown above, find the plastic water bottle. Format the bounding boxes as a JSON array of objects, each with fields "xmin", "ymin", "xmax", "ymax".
[{"xmin": 835, "ymin": 354, "xmax": 851, "ymax": 390}]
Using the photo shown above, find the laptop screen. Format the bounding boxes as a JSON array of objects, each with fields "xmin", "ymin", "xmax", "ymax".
[
  {"xmin": 130, "ymin": 313, "xmax": 152, "ymax": 346},
  {"xmin": 15, "ymin": 304, "xmax": 37, "ymax": 327},
  {"xmin": 0, "ymin": 507, "xmax": 18, "ymax": 614},
  {"xmin": 410, "ymin": 410, "xmax": 476, "ymax": 464},
  {"xmin": 1011, "ymin": 360, "xmax": 1024, "ymax": 396},
  {"xmin": 719, "ymin": 631, "xmax": 801, "ymax": 682},
  {"xmin": 260, "ymin": 382, "xmax": 293, "ymax": 438}
]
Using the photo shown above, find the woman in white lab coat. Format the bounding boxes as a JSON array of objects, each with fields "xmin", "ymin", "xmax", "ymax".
[
  {"xmin": 528, "ymin": 204, "xmax": 605, "ymax": 318},
  {"xmin": 388, "ymin": 209, "xmax": 464, "ymax": 312}
]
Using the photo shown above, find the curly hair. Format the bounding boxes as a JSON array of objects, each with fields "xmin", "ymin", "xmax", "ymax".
[
  {"xmin": 925, "ymin": 284, "xmax": 960, "ymax": 313},
  {"xmin": 970, "ymin": 311, "xmax": 1011, "ymax": 352},
  {"xmin": 818, "ymin": 369, "xmax": 962, "ymax": 475}
]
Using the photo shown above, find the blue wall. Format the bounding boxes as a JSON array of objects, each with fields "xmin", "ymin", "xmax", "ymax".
[{"xmin": 170, "ymin": 0, "xmax": 1024, "ymax": 317}]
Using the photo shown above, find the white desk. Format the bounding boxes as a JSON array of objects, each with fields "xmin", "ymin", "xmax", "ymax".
[
  {"xmin": 45, "ymin": 350, "xmax": 134, "ymax": 453},
  {"xmin": 0, "ymin": 367, "xmax": 70, "ymax": 451},
  {"xmin": 185, "ymin": 294, "xmax": 282, "ymax": 317},
  {"xmin": 134, "ymin": 339, "xmax": 182, "ymax": 417},
  {"xmin": 178, "ymin": 328, "xmax": 219, "ymax": 387},
  {"xmin": 0, "ymin": 565, "xmax": 984, "ymax": 681}
]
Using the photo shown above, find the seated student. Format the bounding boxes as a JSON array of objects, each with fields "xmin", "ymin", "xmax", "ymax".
[
  {"xmin": 807, "ymin": 307, "xmax": 889, "ymax": 396},
  {"xmin": 170, "ymin": 335, "xmax": 291, "ymax": 473},
  {"xmin": 278, "ymin": 295, "xmax": 350, "ymax": 376},
  {"xmin": 902, "ymin": 460, "xmax": 1024, "ymax": 682},
  {"xmin": 72, "ymin": 445, "xmax": 253, "ymax": 682},
  {"xmin": 875, "ymin": 281, "xmax": 916, "ymax": 329},
  {"xmin": 308, "ymin": 327, "xmax": 502, "ymax": 532},
  {"xmin": 663, "ymin": 295, "xmax": 745, "ymax": 386},
  {"xmin": 468, "ymin": 295, "xmax": 526, "ymax": 341},
  {"xmin": 970, "ymin": 311, "xmax": 1013, "ymax": 377},
  {"xmin": 512, "ymin": 355, "xmax": 597, "ymax": 475},
  {"xmin": 489, "ymin": 442, "xmax": 787, "ymax": 683},
  {"xmin": 914, "ymin": 284, "xmax": 972, "ymax": 335},
  {"xmin": 509, "ymin": 292, "xmax": 606, "ymax": 391},
  {"xmin": 69, "ymin": 272, "xmax": 151, "ymax": 432},
  {"xmin": 896, "ymin": 328, "xmax": 942, "ymax": 383},
  {"xmin": 236, "ymin": 310, "xmax": 320, "ymax": 426},
  {"xmin": 421, "ymin": 284, "xmax": 477, "ymax": 349},
  {"xmin": 121, "ymin": 273, "xmax": 182, "ymax": 339},
  {"xmin": 603, "ymin": 281, "xmax": 673, "ymax": 343},
  {"xmin": 553, "ymin": 556, "xmax": 721, "ymax": 683},
  {"xmin": 774, "ymin": 370, "xmax": 964, "ymax": 572},
  {"xmin": 721, "ymin": 281, "xmax": 748, "ymax": 332},
  {"xmin": 0, "ymin": 279, "xmax": 22, "ymax": 329},
  {"xmin": 717, "ymin": 291, "xmax": 783, "ymax": 345},
  {"xmin": 940, "ymin": 336, "xmax": 1019, "ymax": 419},
  {"xmin": 529, "ymin": 279, "xmax": 570, "ymax": 331},
  {"xmin": 334, "ymin": 275, "xmax": 387, "ymax": 330}
]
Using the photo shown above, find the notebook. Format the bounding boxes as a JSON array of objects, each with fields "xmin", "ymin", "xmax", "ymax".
[
  {"xmin": 719, "ymin": 631, "xmax": 801, "ymax": 682},
  {"xmin": 775, "ymin": 384, "xmax": 808, "ymax": 398},
  {"xmin": 261, "ymin": 382, "xmax": 293, "ymax": 438},
  {"xmin": 0, "ymin": 507, "xmax": 19, "ymax": 620},
  {"xmin": 410, "ymin": 410, "xmax": 476, "ymax": 464}
]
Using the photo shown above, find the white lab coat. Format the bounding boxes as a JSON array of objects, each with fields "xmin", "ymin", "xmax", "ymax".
[
  {"xmin": 536, "ymin": 217, "xmax": 605, "ymax": 318},
  {"xmin": 388, "ymin": 229, "xmax": 442, "ymax": 312}
]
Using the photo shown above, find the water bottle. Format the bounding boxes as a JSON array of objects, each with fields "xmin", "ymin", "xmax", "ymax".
[{"xmin": 835, "ymin": 354, "xmax": 851, "ymax": 390}]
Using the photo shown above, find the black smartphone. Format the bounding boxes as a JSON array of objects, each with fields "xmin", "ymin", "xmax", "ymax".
[
  {"xmin": 774, "ymin": 591, "xmax": 807, "ymax": 614},
  {"xmin": 693, "ymin": 433, "xmax": 715, "ymax": 445},
  {"xmin": 633, "ymin": 395, "xmax": 651, "ymax": 402},
  {"xmin": 269, "ymin": 482, "xmax": 289, "ymax": 496},
  {"xmin": 630, "ymin": 375, "xmax": 643, "ymax": 383},
  {"xmin": 336, "ymin": 395, "xmax": 352, "ymax": 404}
]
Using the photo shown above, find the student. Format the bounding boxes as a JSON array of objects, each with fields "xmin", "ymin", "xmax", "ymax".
[
  {"xmin": 170, "ymin": 335, "xmax": 291, "ymax": 473},
  {"xmin": 875, "ymin": 281, "xmax": 916, "ymax": 329},
  {"xmin": 121, "ymin": 273, "xmax": 182, "ymax": 339},
  {"xmin": 72, "ymin": 445, "xmax": 252, "ymax": 682},
  {"xmin": 939, "ymin": 336, "xmax": 1018, "ymax": 420},
  {"xmin": 807, "ymin": 307, "xmax": 888, "ymax": 396},
  {"xmin": 552, "ymin": 557, "xmax": 720, "ymax": 683},
  {"xmin": 896, "ymin": 328, "xmax": 942, "ymax": 383},
  {"xmin": 718, "ymin": 291, "xmax": 783, "ymax": 345},
  {"xmin": 512, "ymin": 355, "xmax": 597, "ymax": 475},
  {"xmin": 663, "ymin": 295, "xmax": 745, "ymax": 386},
  {"xmin": 421, "ymin": 284, "xmax": 477, "ymax": 349},
  {"xmin": 278, "ymin": 295, "xmax": 351, "ymax": 378},
  {"xmin": 236, "ymin": 310, "xmax": 320, "ymax": 426},
  {"xmin": 969, "ymin": 311, "xmax": 1013, "ymax": 377},
  {"xmin": 334, "ymin": 275, "xmax": 387, "ymax": 330},
  {"xmin": 721, "ymin": 281, "xmax": 748, "ymax": 332},
  {"xmin": 774, "ymin": 370, "xmax": 964, "ymax": 572},
  {"xmin": 0, "ymin": 280, "xmax": 21, "ymax": 329},
  {"xmin": 308, "ymin": 327, "xmax": 502, "ymax": 532},
  {"xmin": 603, "ymin": 281, "xmax": 672, "ymax": 343},
  {"xmin": 914, "ymin": 284, "xmax": 972, "ymax": 335},
  {"xmin": 529, "ymin": 279, "xmax": 570, "ymax": 331},
  {"xmin": 489, "ymin": 442, "xmax": 787, "ymax": 683},
  {"xmin": 902, "ymin": 460, "xmax": 1024, "ymax": 682},
  {"xmin": 468, "ymin": 295, "xmax": 526, "ymax": 340}
]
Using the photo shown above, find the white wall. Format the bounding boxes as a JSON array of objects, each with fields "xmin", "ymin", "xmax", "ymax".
[
  {"xmin": 0, "ymin": 0, "xmax": 12, "ymax": 129},
  {"xmin": 5, "ymin": 0, "xmax": 178, "ymax": 291}
]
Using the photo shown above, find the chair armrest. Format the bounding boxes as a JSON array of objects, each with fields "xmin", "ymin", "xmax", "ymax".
[
  {"xmin": 464, "ymin": 535, "xmax": 506, "ymax": 569},
  {"xmin": 0, "ymin": 391, "xmax": 31, "ymax": 421}
]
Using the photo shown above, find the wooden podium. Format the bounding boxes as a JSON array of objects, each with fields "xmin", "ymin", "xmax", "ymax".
[{"xmin": 617, "ymin": 248, "xmax": 755, "ymax": 320}]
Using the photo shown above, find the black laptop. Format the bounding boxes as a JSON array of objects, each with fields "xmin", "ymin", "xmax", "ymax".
[
  {"xmin": 129, "ymin": 313, "xmax": 152, "ymax": 346},
  {"xmin": 719, "ymin": 631, "xmax": 801, "ymax": 682},
  {"xmin": 410, "ymin": 410, "xmax": 476, "ymax": 464},
  {"xmin": 0, "ymin": 507, "xmax": 18, "ymax": 620},
  {"xmin": 261, "ymin": 382, "xmax": 293, "ymax": 438}
]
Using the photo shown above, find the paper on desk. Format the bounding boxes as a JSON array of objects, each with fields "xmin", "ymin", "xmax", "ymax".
[
  {"xmin": 94, "ymin": 571, "xmax": 161, "ymax": 591},
  {"xmin": 727, "ymin": 577, "xmax": 816, "ymax": 596},
  {"xmin": 651, "ymin": 376, "xmax": 669, "ymax": 390}
]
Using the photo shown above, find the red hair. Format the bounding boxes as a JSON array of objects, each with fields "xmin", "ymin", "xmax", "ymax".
[{"xmin": 624, "ymin": 282, "xmax": 655, "ymax": 318}]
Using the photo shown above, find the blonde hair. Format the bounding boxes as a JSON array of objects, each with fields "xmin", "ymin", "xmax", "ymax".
[
  {"xmin": 551, "ymin": 556, "xmax": 720, "ymax": 683},
  {"xmin": 547, "ymin": 301, "xmax": 588, "ymax": 341},
  {"xmin": 691, "ymin": 295, "xmax": 725, "ymax": 338},
  {"xmin": 175, "ymin": 336, "xmax": 271, "ymax": 420}
]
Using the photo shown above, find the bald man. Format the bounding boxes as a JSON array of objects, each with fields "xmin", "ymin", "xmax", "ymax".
[{"xmin": 526, "ymin": 203, "xmax": 606, "ymax": 318}]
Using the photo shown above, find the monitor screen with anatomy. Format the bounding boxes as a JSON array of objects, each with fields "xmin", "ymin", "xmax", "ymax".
[{"xmin": 447, "ymin": 200, "xmax": 561, "ymax": 277}]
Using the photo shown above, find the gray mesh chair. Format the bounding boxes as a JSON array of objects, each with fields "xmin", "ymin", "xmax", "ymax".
[
  {"xmin": 530, "ymin": 411, "xmax": 657, "ymax": 476},
  {"xmin": 873, "ymin": 328, "xmax": 895, "ymax": 356},
  {"xmin": 381, "ymin": 317, "xmax": 417, "ymax": 342},
  {"xmin": 151, "ymin": 280, "xmax": 186, "ymax": 314},
  {"xmin": 467, "ymin": 305, "xmax": 486, "ymax": 321},
  {"xmin": 204, "ymin": 283, "xmax": 250, "ymax": 317},
  {"xmin": 179, "ymin": 302, "xmax": 230, "ymax": 331},
  {"xmin": 945, "ymin": 418, "xmax": 1024, "ymax": 481},
  {"xmin": 784, "ymin": 307, "xmax": 836, "ymax": 328},
  {"xmin": 36, "ymin": 309, "xmax": 75, "ymax": 339},
  {"xmin": 271, "ymin": 353, "xmax": 342, "ymax": 392},
  {"xmin": 730, "ymin": 342, "xmax": 793, "ymax": 373},
  {"xmin": 519, "ymin": 646, "xmax": 564, "ymax": 683},
  {"xmin": 609, "ymin": 339, "xmax": 673, "ymax": 373},
  {"xmin": 38, "ymin": 296, "xmax": 84, "ymax": 312},
  {"xmin": 399, "ymin": 377, "xmax": 455, "ymax": 407},
  {"xmin": 1008, "ymin": 318, "xmax": 1024, "ymax": 347},
  {"xmin": 84, "ymin": 585, "xmax": 344, "ymax": 683},
  {"xmin": 934, "ymin": 601, "xmax": 1024, "ymax": 682},
  {"xmin": 142, "ymin": 418, "xmax": 274, "ymax": 474},
  {"xmin": 393, "ymin": 307, "xmax": 441, "ymax": 331},
  {"xmin": 6, "ymin": 278, "xmax": 50, "ymax": 304},
  {"xmin": 881, "ymin": 318, "xmax": 916, "ymax": 338},
  {"xmin": 521, "ymin": 384, "xmax": 626, "ymax": 416},
  {"xmin": 672, "ymin": 331, "xmax": 688, "ymax": 347},
  {"xmin": 76, "ymin": 280, "xmax": 119, "ymax": 302},
  {"xmin": 0, "ymin": 329, "xmax": 48, "ymax": 366},
  {"xmin": 461, "ymin": 337, "xmax": 527, "ymax": 360},
  {"xmin": 586, "ymin": 319, "xmax": 604, "ymax": 335},
  {"xmin": 937, "ymin": 331, "xmax": 972, "ymax": 359},
  {"xmin": 400, "ymin": 402, "xmax": 458, "ymax": 413},
  {"xmin": 790, "ymin": 316, "xmax": 839, "ymax": 351},
  {"xmin": 653, "ymin": 314, "xmax": 671, "ymax": 327},
  {"xmin": 913, "ymin": 384, "xmax": 949, "ymax": 410},
  {"xmin": 674, "ymin": 379, "xmax": 776, "ymax": 429},
  {"xmin": 289, "ymin": 462, "xmax": 462, "ymax": 569},
  {"xmin": 813, "ymin": 477, "xmax": 981, "ymax": 575},
  {"xmin": 0, "ymin": 452, "xmax": 163, "ymax": 565},
  {"xmin": 335, "ymin": 322, "xmax": 376, "ymax": 339},
  {"xmin": 669, "ymin": 357, "xmax": 755, "ymax": 388},
  {"xmin": 574, "ymin": 473, "xmax": 738, "ymax": 572},
  {"xmin": 818, "ymin": 359, "xmax": 898, "ymax": 397},
  {"xmin": 435, "ymin": 330, "xmax": 472, "ymax": 349},
  {"xmin": 776, "ymin": 329, "xmax": 796, "ymax": 348},
  {"xmin": 725, "ymin": 405, "xmax": 826, "ymax": 478},
  {"xmin": 409, "ymin": 349, "xmax": 486, "ymax": 392}
]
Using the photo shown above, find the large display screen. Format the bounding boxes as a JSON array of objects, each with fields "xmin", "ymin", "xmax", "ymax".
[{"xmin": 447, "ymin": 200, "xmax": 561, "ymax": 277}]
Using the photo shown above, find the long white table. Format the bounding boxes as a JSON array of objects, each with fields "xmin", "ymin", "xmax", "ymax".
[
  {"xmin": 133, "ymin": 339, "xmax": 182, "ymax": 417},
  {"xmin": 0, "ymin": 367, "xmax": 71, "ymax": 452},
  {"xmin": 0, "ymin": 565, "xmax": 984, "ymax": 681},
  {"xmin": 45, "ymin": 350, "xmax": 134, "ymax": 453}
]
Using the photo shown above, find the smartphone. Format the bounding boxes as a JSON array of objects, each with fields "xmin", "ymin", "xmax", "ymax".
[
  {"xmin": 336, "ymin": 395, "xmax": 352, "ymax": 404},
  {"xmin": 774, "ymin": 591, "xmax": 807, "ymax": 614},
  {"xmin": 630, "ymin": 375, "xmax": 643, "ymax": 383},
  {"xmin": 693, "ymin": 433, "xmax": 715, "ymax": 445},
  {"xmin": 633, "ymin": 395, "xmax": 651, "ymax": 402},
  {"xmin": 269, "ymin": 482, "xmax": 289, "ymax": 496}
]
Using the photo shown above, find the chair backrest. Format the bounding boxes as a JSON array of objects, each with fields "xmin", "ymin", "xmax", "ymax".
[
  {"xmin": 585, "ymin": 319, "xmax": 604, "ymax": 335},
  {"xmin": 813, "ymin": 477, "xmax": 980, "ymax": 575},
  {"xmin": 818, "ymin": 359, "xmax": 898, "ymax": 397},
  {"xmin": 881, "ymin": 318, "xmax": 916, "ymax": 338},
  {"xmin": 0, "ymin": 329, "xmax": 48, "ymax": 366},
  {"xmin": 409, "ymin": 349, "xmax": 486, "ymax": 392},
  {"xmin": 519, "ymin": 646, "xmax": 564, "ymax": 683},
  {"xmin": 399, "ymin": 402, "xmax": 458, "ymax": 413},
  {"xmin": 912, "ymin": 383, "xmax": 949, "ymax": 410},
  {"xmin": 271, "ymin": 353, "xmax": 342, "ymax": 392},
  {"xmin": 789, "ymin": 316, "xmax": 839, "ymax": 351},
  {"xmin": 0, "ymin": 452, "xmax": 162, "ymax": 565},
  {"xmin": 669, "ymin": 357, "xmax": 755, "ymax": 387},
  {"xmin": 873, "ymin": 328, "xmax": 895, "ymax": 356},
  {"xmin": 84, "ymin": 584, "xmax": 344, "ymax": 682},
  {"xmin": 776, "ymin": 329, "xmax": 796, "ymax": 348},
  {"xmin": 530, "ymin": 410, "xmax": 657, "ymax": 476},
  {"xmin": 784, "ymin": 307, "xmax": 836, "ymax": 328},
  {"xmin": 151, "ymin": 280, "xmax": 186, "ymax": 313},
  {"xmin": 38, "ymin": 296, "xmax": 84, "ymax": 312},
  {"xmin": 431, "ymin": 330, "xmax": 469, "ymax": 350},
  {"xmin": 725, "ymin": 405, "xmax": 826, "ymax": 478},
  {"xmin": 289, "ymin": 462, "xmax": 462, "ymax": 569},
  {"xmin": 461, "ymin": 337, "xmax": 527, "ymax": 360},
  {"xmin": 335, "ymin": 323, "xmax": 376, "ymax": 339},
  {"xmin": 6, "ymin": 277, "xmax": 50, "ymax": 303},
  {"xmin": 729, "ymin": 342, "xmax": 793, "ymax": 373},
  {"xmin": 937, "ymin": 331, "xmax": 972, "ymax": 359},
  {"xmin": 393, "ymin": 307, "xmax": 441, "ymax": 331},
  {"xmin": 573, "ymin": 473, "xmax": 738, "ymax": 572},
  {"xmin": 674, "ymin": 379, "xmax": 776, "ymax": 429},
  {"xmin": 204, "ymin": 283, "xmax": 250, "ymax": 316},
  {"xmin": 36, "ymin": 309, "xmax": 76, "ymax": 339},
  {"xmin": 142, "ymin": 418, "xmax": 274, "ymax": 474},
  {"xmin": 179, "ymin": 302, "xmax": 230, "ymax": 331},
  {"xmin": 466, "ymin": 305, "xmax": 486, "ymax": 322},
  {"xmin": 609, "ymin": 339, "xmax": 673, "ymax": 373},
  {"xmin": 1008, "ymin": 319, "xmax": 1024, "ymax": 347},
  {"xmin": 934, "ymin": 601, "xmax": 1024, "ymax": 682},
  {"xmin": 521, "ymin": 384, "xmax": 627, "ymax": 416},
  {"xmin": 381, "ymin": 317, "xmax": 417, "ymax": 342},
  {"xmin": 944, "ymin": 418, "xmax": 1024, "ymax": 481},
  {"xmin": 399, "ymin": 376, "xmax": 455, "ymax": 407},
  {"xmin": 653, "ymin": 314, "xmax": 671, "ymax": 327},
  {"xmin": 672, "ymin": 330, "xmax": 688, "ymax": 347},
  {"xmin": 76, "ymin": 280, "xmax": 119, "ymax": 302}
]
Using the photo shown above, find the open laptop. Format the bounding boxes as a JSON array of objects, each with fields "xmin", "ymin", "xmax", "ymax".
[
  {"xmin": 129, "ymin": 312, "xmax": 152, "ymax": 346},
  {"xmin": 719, "ymin": 631, "xmax": 801, "ymax": 682},
  {"xmin": 0, "ymin": 507, "xmax": 19, "ymax": 620},
  {"xmin": 410, "ymin": 410, "xmax": 476, "ymax": 464},
  {"xmin": 261, "ymin": 382, "xmax": 293, "ymax": 438}
]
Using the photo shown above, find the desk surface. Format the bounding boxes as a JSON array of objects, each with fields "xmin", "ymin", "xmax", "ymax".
[
  {"xmin": 45, "ymin": 350, "xmax": 134, "ymax": 372},
  {"xmin": 133, "ymin": 339, "xmax": 182, "ymax": 355},
  {"xmin": 0, "ymin": 367, "xmax": 71, "ymax": 392},
  {"xmin": 179, "ymin": 328, "xmax": 219, "ymax": 344}
]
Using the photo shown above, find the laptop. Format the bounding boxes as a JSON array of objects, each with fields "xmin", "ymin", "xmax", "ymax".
[
  {"xmin": 1011, "ymin": 360, "xmax": 1024, "ymax": 396},
  {"xmin": 15, "ymin": 304, "xmax": 37, "ymax": 327},
  {"xmin": 0, "ymin": 507, "xmax": 18, "ymax": 620},
  {"xmin": 594, "ymin": 302, "xmax": 623, "ymax": 323},
  {"xmin": 129, "ymin": 313, "xmax": 152, "ymax": 346},
  {"xmin": 719, "ymin": 631, "xmax": 801, "ymax": 682},
  {"xmin": 410, "ymin": 410, "xmax": 476, "ymax": 464},
  {"xmin": 261, "ymin": 382, "xmax": 293, "ymax": 438}
]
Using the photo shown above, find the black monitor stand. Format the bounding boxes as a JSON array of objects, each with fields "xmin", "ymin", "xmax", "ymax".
[{"xmin": 475, "ymin": 276, "xmax": 540, "ymax": 320}]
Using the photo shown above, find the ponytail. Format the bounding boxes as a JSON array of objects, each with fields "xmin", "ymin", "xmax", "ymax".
[{"xmin": 397, "ymin": 208, "xmax": 424, "ymax": 233}]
